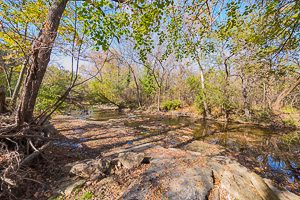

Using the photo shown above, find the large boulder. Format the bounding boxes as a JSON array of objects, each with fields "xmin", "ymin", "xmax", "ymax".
[{"xmin": 209, "ymin": 159, "xmax": 280, "ymax": 200}]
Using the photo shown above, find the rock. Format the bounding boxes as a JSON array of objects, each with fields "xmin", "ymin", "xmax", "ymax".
[
  {"xmin": 166, "ymin": 167, "xmax": 213, "ymax": 200},
  {"xmin": 118, "ymin": 152, "xmax": 145, "ymax": 170},
  {"xmin": 69, "ymin": 159, "xmax": 105, "ymax": 179},
  {"xmin": 207, "ymin": 157, "xmax": 291, "ymax": 200},
  {"xmin": 69, "ymin": 152, "xmax": 146, "ymax": 180},
  {"xmin": 264, "ymin": 179, "xmax": 300, "ymax": 200},
  {"xmin": 121, "ymin": 147, "xmax": 214, "ymax": 200},
  {"xmin": 105, "ymin": 158, "xmax": 123, "ymax": 174},
  {"xmin": 51, "ymin": 177, "xmax": 86, "ymax": 198},
  {"xmin": 120, "ymin": 146, "xmax": 300, "ymax": 200},
  {"xmin": 184, "ymin": 140, "xmax": 224, "ymax": 156},
  {"xmin": 106, "ymin": 143, "xmax": 155, "ymax": 157},
  {"xmin": 64, "ymin": 179, "xmax": 85, "ymax": 196},
  {"xmin": 70, "ymin": 163, "xmax": 90, "ymax": 178},
  {"xmin": 63, "ymin": 145, "xmax": 300, "ymax": 200},
  {"xmin": 216, "ymin": 163, "xmax": 279, "ymax": 200}
]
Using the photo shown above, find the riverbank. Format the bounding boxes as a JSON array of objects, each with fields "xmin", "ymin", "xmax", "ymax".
[{"xmin": 48, "ymin": 114, "xmax": 299, "ymax": 199}]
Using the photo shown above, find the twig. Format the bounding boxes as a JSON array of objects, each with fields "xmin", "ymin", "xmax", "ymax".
[
  {"xmin": 28, "ymin": 139, "xmax": 38, "ymax": 151},
  {"xmin": 23, "ymin": 177, "xmax": 44, "ymax": 185}
]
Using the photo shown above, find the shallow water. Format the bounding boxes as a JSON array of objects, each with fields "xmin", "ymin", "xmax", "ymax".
[
  {"xmin": 53, "ymin": 140, "xmax": 83, "ymax": 149},
  {"xmin": 191, "ymin": 121, "xmax": 300, "ymax": 193},
  {"xmin": 87, "ymin": 109, "xmax": 127, "ymax": 121},
  {"xmin": 73, "ymin": 109, "xmax": 300, "ymax": 194}
]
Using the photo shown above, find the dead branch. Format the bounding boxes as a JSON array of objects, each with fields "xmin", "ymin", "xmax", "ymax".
[{"xmin": 20, "ymin": 142, "xmax": 50, "ymax": 167}]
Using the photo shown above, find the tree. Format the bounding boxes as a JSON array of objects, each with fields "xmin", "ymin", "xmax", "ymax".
[
  {"xmin": 272, "ymin": 76, "xmax": 300, "ymax": 111},
  {"xmin": 0, "ymin": 0, "xmax": 48, "ymax": 107},
  {"xmin": 14, "ymin": 0, "xmax": 173, "ymax": 124},
  {"xmin": 16, "ymin": 0, "xmax": 69, "ymax": 125},
  {"xmin": 140, "ymin": 66, "xmax": 157, "ymax": 105}
]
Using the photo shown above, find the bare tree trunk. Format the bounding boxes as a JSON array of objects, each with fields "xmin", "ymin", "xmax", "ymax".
[
  {"xmin": 128, "ymin": 65, "xmax": 142, "ymax": 107},
  {"xmin": 157, "ymin": 87, "xmax": 161, "ymax": 111},
  {"xmin": 199, "ymin": 64, "xmax": 209, "ymax": 119},
  {"xmin": 11, "ymin": 58, "xmax": 29, "ymax": 108},
  {"xmin": 223, "ymin": 53, "xmax": 233, "ymax": 122},
  {"xmin": 0, "ymin": 85, "xmax": 6, "ymax": 113},
  {"xmin": 241, "ymin": 71, "xmax": 251, "ymax": 118},
  {"xmin": 224, "ymin": 80, "xmax": 230, "ymax": 121},
  {"xmin": 263, "ymin": 82, "xmax": 266, "ymax": 110},
  {"xmin": 272, "ymin": 76, "xmax": 300, "ymax": 111},
  {"xmin": 16, "ymin": 0, "xmax": 69, "ymax": 125}
]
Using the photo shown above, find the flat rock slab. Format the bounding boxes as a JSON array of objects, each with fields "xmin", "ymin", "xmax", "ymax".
[
  {"xmin": 56, "ymin": 144, "xmax": 299, "ymax": 200},
  {"xmin": 122, "ymin": 147, "xmax": 213, "ymax": 200},
  {"xmin": 120, "ymin": 146, "xmax": 299, "ymax": 200}
]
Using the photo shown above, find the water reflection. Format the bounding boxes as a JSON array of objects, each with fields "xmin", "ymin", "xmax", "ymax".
[
  {"xmin": 267, "ymin": 155, "xmax": 287, "ymax": 172},
  {"xmin": 88, "ymin": 109, "xmax": 126, "ymax": 121},
  {"xmin": 256, "ymin": 154, "xmax": 300, "ymax": 193}
]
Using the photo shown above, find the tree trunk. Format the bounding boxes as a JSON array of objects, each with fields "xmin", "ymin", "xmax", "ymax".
[
  {"xmin": 199, "ymin": 66, "xmax": 209, "ymax": 119},
  {"xmin": 194, "ymin": 51, "xmax": 209, "ymax": 119},
  {"xmin": 263, "ymin": 82, "xmax": 266, "ymax": 110},
  {"xmin": 128, "ymin": 65, "xmax": 142, "ymax": 107},
  {"xmin": 0, "ymin": 85, "xmax": 6, "ymax": 113},
  {"xmin": 223, "ymin": 55, "xmax": 231, "ymax": 122},
  {"xmin": 241, "ymin": 72, "xmax": 251, "ymax": 118},
  {"xmin": 272, "ymin": 76, "xmax": 300, "ymax": 111},
  {"xmin": 11, "ymin": 58, "xmax": 29, "ymax": 108},
  {"xmin": 16, "ymin": 0, "xmax": 69, "ymax": 125},
  {"xmin": 157, "ymin": 87, "xmax": 161, "ymax": 111}
]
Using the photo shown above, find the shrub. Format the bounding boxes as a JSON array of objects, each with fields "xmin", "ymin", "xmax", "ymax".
[
  {"xmin": 80, "ymin": 191, "xmax": 93, "ymax": 200},
  {"xmin": 282, "ymin": 118, "xmax": 297, "ymax": 128},
  {"xmin": 162, "ymin": 100, "xmax": 181, "ymax": 111},
  {"xmin": 281, "ymin": 105, "xmax": 296, "ymax": 114},
  {"xmin": 281, "ymin": 132, "xmax": 300, "ymax": 145}
]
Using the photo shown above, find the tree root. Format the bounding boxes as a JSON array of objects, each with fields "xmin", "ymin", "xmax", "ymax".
[{"xmin": 0, "ymin": 119, "xmax": 52, "ymax": 195}]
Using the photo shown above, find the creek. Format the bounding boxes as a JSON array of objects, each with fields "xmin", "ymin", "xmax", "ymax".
[{"xmin": 68, "ymin": 108, "xmax": 300, "ymax": 194}]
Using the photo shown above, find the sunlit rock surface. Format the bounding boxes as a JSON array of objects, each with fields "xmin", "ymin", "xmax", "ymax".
[{"xmin": 57, "ymin": 145, "xmax": 299, "ymax": 200}]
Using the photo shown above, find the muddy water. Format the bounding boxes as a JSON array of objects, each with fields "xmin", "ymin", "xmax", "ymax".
[{"xmin": 74, "ymin": 109, "xmax": 300, "ymax": 194}]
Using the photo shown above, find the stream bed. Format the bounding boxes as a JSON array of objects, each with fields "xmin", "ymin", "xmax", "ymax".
[{"xmin": 70, "ymin": 108, "xmax": 300, "ymax": 194}]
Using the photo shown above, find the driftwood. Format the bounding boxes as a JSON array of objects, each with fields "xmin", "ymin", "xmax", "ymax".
[{"xmin": 0, "ymin": 85, "xmax": 6, "ymax": 113}]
